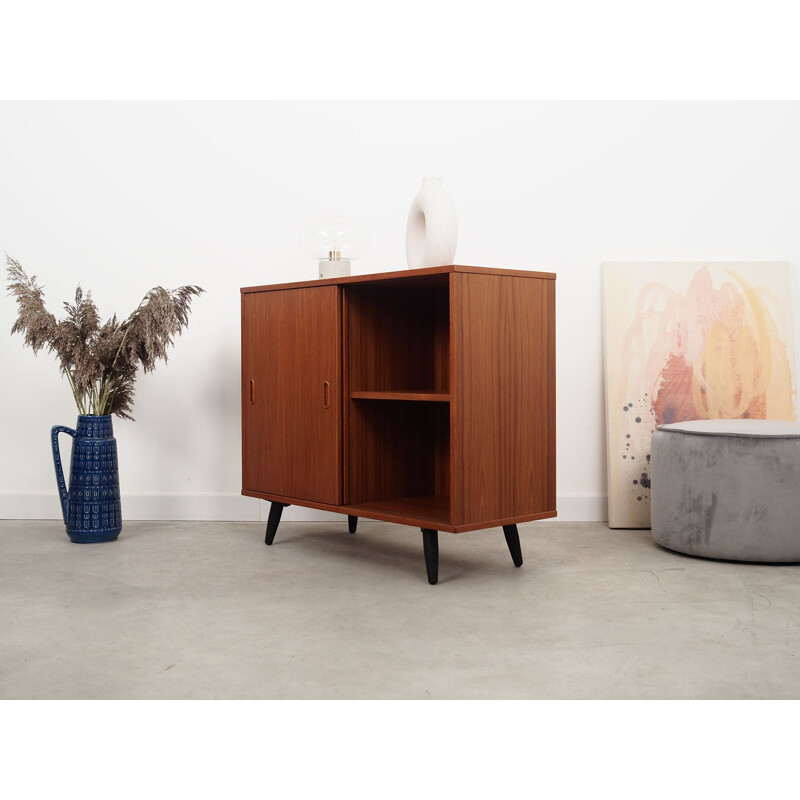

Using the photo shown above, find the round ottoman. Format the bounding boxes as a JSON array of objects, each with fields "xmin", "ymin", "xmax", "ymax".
[{"xmin": 650, "ymin": 419, "xmax": 800, "ymax": 562}]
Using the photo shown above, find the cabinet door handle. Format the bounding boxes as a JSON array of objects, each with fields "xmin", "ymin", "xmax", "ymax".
[
  {"xmin": 323, "ymin": 381, "xmax": 330, "ymax": 409},
  {"xmin": 249, "ymin": 379, "xmax": 255, "ymax": 405}
]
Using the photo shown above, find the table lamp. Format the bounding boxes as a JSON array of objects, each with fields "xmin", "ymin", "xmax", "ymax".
[{"xmin": 299, "ymin": 216, "xmax": 369, "ymax": 279}]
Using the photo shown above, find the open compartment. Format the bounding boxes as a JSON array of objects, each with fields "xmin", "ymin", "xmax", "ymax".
[
  {"xmin": 346, "ymin": 399, "xmax": 450, "ymax": 525},
  {"xmin": 345, "ymin": 274, "xmax": 450, "ymax": 397}
]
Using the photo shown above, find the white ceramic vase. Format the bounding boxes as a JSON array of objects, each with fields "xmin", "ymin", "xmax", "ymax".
[{"xmin": 405, "ymin": 177, "xmax": 458, "ymax": 268}]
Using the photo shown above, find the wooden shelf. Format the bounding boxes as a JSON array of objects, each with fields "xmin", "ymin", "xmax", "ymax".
[
  {"xmin": 350, "ymin": 390, "xmax": 450, "ymax": 402},
  {"xmin": 346, "ymin": 495, "xmax": 451, "ymax": 527}
]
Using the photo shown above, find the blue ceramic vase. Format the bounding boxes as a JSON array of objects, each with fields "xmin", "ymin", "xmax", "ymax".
[{"xmin": 51, "ymin": 415, "xmax": 122, "ymax": 543}]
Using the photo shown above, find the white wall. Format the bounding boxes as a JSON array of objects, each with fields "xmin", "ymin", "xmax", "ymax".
[{"xmin": 2, "ymin": 101, "xmax": 799, "ymax": 523}]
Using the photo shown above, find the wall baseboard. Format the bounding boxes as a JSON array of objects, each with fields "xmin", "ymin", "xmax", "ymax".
[
  {"xmin": 0, "ymin": 492, "xmax": 609, "ymax": 523},
  {"xmin": 554, "ymin": 493, "xmax": 608, "ymax": 522}
]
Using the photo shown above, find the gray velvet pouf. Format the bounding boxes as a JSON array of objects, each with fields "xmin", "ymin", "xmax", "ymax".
[{"xmin": 650, "ymin": 419, "xmax": 800, "ymax": 562}]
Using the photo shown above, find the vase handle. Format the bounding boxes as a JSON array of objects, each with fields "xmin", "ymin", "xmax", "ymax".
[{"xmin": 51, "ymin": 425, "xmax": 76, "ymax": 525}]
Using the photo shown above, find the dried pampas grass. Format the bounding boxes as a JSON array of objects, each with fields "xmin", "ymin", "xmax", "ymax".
[{"xmin": 6, "ymin": 256, "xmax": 204, "ymax": 420}]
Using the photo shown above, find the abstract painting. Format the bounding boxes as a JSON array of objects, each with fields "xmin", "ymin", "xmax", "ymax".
[{"xmin": 602, "ymin": 262, "xmax": 796, "ymax": 528}]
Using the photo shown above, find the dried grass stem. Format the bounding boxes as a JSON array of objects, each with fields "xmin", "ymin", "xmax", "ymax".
[{"xmin": 6, "ymin": 256, "xmax": 203, "ymax": 420}]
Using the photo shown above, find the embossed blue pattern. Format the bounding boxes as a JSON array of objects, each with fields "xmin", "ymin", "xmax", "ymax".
[{"xmin": 51, "ymin": 415, "xmax": 122, "ymax": 543}]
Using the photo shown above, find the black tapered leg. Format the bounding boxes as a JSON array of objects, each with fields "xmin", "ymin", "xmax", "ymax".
[
  {"xmin": 347, "ymin": 515, "xmax": 358, "ymax": 534},
  {"xmin": 503, "ymin": 524, "xmax": 523, "ymax": 567},
  {"xmin": 421, "ymin": 528, "xmax": 439, "ymax": 585},
  {"xmin": 265, "ymin": 502, "xmax": 289, "ymax": 545}
]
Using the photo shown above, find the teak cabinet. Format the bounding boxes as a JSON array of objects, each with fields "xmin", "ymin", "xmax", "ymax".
[{"xmin": 241, "ymin": 265, "xmax": 556, "ymax": 584}]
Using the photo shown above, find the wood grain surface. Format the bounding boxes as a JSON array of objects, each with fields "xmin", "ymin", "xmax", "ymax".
[
  {"xmin": 241, "ymin": 286, "xmax": 341, "ymax": 504},
  {"xmin": 346, "ymin": 278, "xmax": 449, "ymax": 393},
  {"xmin": 346, "ymin": 399, "xmax": 450, "ymax": 509},
  {"xmin": 452, "ymin": 272, "xmax": 556, "ymax": 526},
  {"xmin": 349, "ymin": 391, "xmax": 450, "ymax": 402},
  {"xmin": 241, "ymin": 264, "xmax": 556, "ymax": 295},
  {"xmin": 241, "ymin": 267, "xmax": 556, "ymax": 533}
]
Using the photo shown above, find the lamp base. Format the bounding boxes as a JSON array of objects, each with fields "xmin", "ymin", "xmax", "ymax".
[{"xmin": 319, "ymin": 259, "xmax": 351, "ymax": 279}]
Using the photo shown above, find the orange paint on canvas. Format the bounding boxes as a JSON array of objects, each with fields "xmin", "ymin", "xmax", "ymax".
[
  {"xmin": 604, "ymin": 261, "xmax": 796, "ymax": 528},
  {"xmin": 622, "ymin": 268, "xmax": 795, "ymax": 425}
]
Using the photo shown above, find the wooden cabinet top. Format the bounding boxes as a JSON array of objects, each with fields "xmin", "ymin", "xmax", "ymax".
[{"xmin": 241, "ymin": 264, "xmax": 556, "ymax": 294}]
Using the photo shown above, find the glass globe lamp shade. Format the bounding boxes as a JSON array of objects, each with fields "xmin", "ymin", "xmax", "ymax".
[{"xmin": 299, "ymin": 216, "xmax": 369, "ymax": 278}]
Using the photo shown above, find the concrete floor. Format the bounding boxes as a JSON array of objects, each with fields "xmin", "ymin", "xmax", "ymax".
[{"xmin": 1, "ymin": 518, "xmax": 799, "ymax": 699}]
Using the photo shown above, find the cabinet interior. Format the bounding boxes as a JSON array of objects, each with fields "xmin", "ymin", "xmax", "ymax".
[
  {"xmin": 345, "ymin": 276, "xmax": 449, "ymax": 394},
  {"xmin": 345, "ymin": 276, "xmax": 451, "ymax": 521},
  {"xmin": 346, "ymin": 399, "xmax": 450, "ymax": 521}
]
